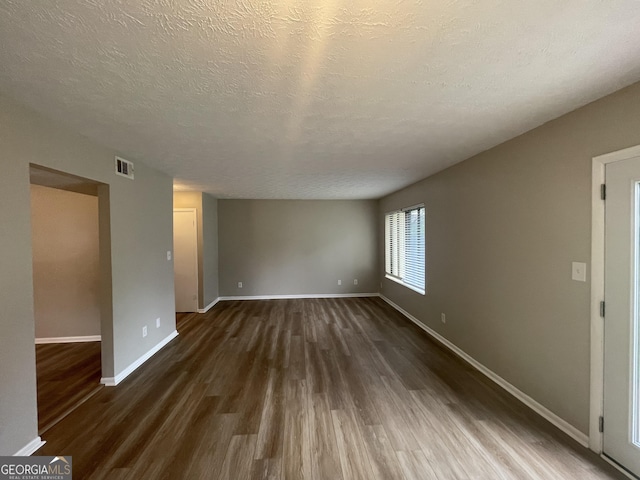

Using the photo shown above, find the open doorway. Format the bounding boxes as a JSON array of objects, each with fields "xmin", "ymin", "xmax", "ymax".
[
  {"xmin": 173, "ymin": 208, "xmax": 199, "ymax": 313},
  {"xmin": 29, "ymin": 165, "xmax": 108, "ymax": 434}
]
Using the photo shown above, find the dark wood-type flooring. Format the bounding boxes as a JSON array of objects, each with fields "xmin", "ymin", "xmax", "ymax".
[
  {"xmin": 37, "ymin": 298, "xmax": 625, "ymax": 479},
  {"xmin": 36, "ymin": 341, "xmax": 102, "ymax": 434}
]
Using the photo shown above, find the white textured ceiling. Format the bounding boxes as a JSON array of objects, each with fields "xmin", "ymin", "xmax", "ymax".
[{"xmin": 1, "ymin": 1, "xmax": 640, "ymax": 199}]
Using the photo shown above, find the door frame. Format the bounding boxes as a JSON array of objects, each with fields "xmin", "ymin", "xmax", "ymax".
[
  {"xmin": 173, "ymin": 207, "xmax": 199, "ymax": 312},
  {"xmin": 591, "ymin": 144, "xmax": 640, "ymax": 458},
  {"xmin": 29, "ymin": 165, "xmax": 113, "ymax": 440}
]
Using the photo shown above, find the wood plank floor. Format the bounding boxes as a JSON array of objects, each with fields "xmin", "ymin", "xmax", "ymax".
[
  {"xmin": 37, "ymin": 298, "xmax": 625, "ymax": 479},
  {"xmin": 36, "ymin": 342, "xmax": 102, "ymax": 434}
]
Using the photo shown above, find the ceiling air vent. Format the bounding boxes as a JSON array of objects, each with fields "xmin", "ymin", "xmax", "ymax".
[{"xmin": 115, "ymin": 156, "xmax": 134, "ymax": 180}]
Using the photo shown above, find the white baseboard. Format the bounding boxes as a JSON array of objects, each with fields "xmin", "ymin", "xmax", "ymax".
[
  {"xmin": 197, "ymin": 297, "xmax": 221, "ymax": 313},
  {"xmin": 35, "ymin": 335, "xmax": 101, "ymax": 344},
  {"xmin": 219, "ymin": 293, "xmax": 379, "ymax": 301},
  {"xmin": 100, "ymin": 330, "xmax": 178, "ymax": 387},
  {"xmin": 14, "ymin": 437, "xmax": 45, "ymax": 456},
  {"xmin": 380, "ymin": 295, "xmax": 589, "ymax": 448}
]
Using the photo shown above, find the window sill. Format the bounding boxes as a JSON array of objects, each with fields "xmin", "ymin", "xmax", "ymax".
[{"xmin": 385, "ymin": 274, "xmax": 425, "ymax": 295}]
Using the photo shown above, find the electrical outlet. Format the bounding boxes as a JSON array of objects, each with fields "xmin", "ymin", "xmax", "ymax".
[
  {"xmin": 238, "ymin": 282, "xmax": 243, "ymax": 288},
  {"xmin": 156, "ymin": 318, "xmax": 160, "ymax": 328},
  {"xmin": 354, "ymin": 279, "xmax": 358, "ymax": 285},
  {"xmin": 441, "ymin": 313, "xmax": 446, "ymax": 324},
  {"xmin": 338, "ymin": 279, "xmax": 342, "ymax": 286},
  {"xmin": 142, "ymin": 326, "xmax": 148, "ymax": 337},
  {"xmin": 167, "ymin": 251, "xmax": 172, "ymax": 261}
]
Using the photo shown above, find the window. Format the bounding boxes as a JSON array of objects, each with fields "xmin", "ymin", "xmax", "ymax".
[{"xmin": 385, "ymin": 205, "xmax": 425, "ymax": 294}]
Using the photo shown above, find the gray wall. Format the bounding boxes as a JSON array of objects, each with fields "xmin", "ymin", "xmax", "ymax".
[
  {"xmin": 380, "ymin": 80, "xmax": 640, "ymax": 435},
  {"xmin": 173, "ymin": 192, "xmax": 219, "ymax": 308},
  {"xmin": 219, "ymin": 200, "xmax": 378, "ymax": 297},
  {"xmin": 31, "ymin": 185, "xmax": 101, "ymax": 339},
  {"xmin": 0, "ymin": 95, "xmax": 176, "ymax": 455},
  {"xmin": 202, "ymin": 193, "xmax": 219, "ymax": 306}
]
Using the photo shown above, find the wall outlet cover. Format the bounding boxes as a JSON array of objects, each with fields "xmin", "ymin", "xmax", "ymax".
[{"xmin": 571, "ymin": 262, "xmax": 587, "ymax": 282}]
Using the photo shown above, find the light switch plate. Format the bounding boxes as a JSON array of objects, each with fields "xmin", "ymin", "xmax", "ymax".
[{"xmin": 572, "ymin": 262, "xmax": 587, "ymax": 282}]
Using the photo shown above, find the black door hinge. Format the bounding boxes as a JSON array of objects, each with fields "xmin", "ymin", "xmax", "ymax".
[
  {"xmin": 600, "ymin": 301, "xmax": 605, "ymax": 318},
  {"xmin": 599, "ymin": 416, "xmax": 604, "ymax": 433},
  {"xmin": 601, "ymin": 184, "xmax": 606, "ymax": 200}
]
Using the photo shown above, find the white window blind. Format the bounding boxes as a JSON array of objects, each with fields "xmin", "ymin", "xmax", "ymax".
[{"xmin": 385, "ymin": 205, "xmax": 425, "ymax": 294}]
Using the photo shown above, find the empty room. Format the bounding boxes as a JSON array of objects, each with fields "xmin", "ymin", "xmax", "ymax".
[{"xmin": 2, "ymin": 1, "xmax": 640, "ymax": 479}]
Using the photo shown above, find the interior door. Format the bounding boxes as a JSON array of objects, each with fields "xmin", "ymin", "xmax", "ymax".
[
  {"xmin": 173, "ymin": 209, "xmax": 198, "ymax": 312},
  {"xmin": 604, "ymin": 155, "xmax": 640, "ymax": 476}
]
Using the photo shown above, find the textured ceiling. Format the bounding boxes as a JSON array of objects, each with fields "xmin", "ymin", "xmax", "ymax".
[{"xmin": 1, "ymin": 1, "xmax": 640, "ymax": 199}]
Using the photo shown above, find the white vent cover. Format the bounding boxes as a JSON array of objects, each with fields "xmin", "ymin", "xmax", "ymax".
[{"xmin": 115, "ymin": 156, "xmax": 134, "ymax": 179}]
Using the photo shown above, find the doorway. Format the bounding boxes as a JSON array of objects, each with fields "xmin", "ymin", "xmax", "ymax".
[
  {"xmin": 592, "ymin": 145, "xmax": 640, "ymax": 478},
  {"xmin": 29, "ymin": 165, "xmax": 109, "ymax": 434},
  {"xmin": 173, "ymin": 208, "xmax": 199, "ymax": 312},
  {"xmin": 603, "ymin": 153, "xmax": 640, "ymax": 477}
]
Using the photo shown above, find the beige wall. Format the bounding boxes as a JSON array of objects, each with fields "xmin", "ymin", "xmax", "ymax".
[
  {"xmin": 219, "ymin": 200, "xmax": 378, "ymax": 296},
  {"xmin": 173, "ymin": 192, "xmax": 219, "ymax": 308},
  {"xmin": 380, "ymin": 80, "xmax": 640, "ymax": 435},
  {"xmin": 0, "ymin": 95, "xmax": 175, "ymax": 455},
  {"xmin": 31, "ymin": 185, "xmax": 100, "ymax": 339}
]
